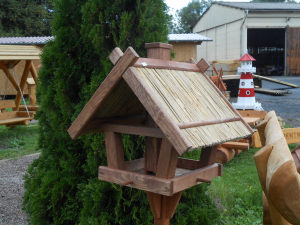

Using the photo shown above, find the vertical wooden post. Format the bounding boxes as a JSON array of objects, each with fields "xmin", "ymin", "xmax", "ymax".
[
  {"xmin": 104, "ymin": 131, "xmax": 125, "ymax": 170},
  {"xmin": 146, "ymin": 138, "xmax": 182, "ymax": 225},
  {"xmin": 144, "ymin": 42, "xmax": 173, "ymax": 174},
  {"xmin": 145, "ymin": 43, "xmax": 173, "ymax": 61},
  {"xmin": 27, "ymin": 78, "xmax": 36, "ymax": 105},
  {"xmin": 145, "ymin": 113, "xmax": 161, "ymax": 173},
  {"xmin": 199, "ymin": 145, "xmax": 218, "ymax": 168}
]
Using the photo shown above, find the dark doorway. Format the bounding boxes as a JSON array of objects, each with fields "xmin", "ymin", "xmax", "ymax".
[{"xmin": 247, "ymin": 28, "xmax": 285, "ymax": 76}]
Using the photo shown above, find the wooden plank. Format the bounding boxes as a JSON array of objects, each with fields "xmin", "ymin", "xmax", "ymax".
[
  {"xmin": 199, "ymin": 145, "xmax": 218, "ymax": 168},
  {"xmin": 109, "ymin": 47, "xmax": 123, "ymax": 65},
  {"xmin": 0, "ymin": 56, "xmax": 40, "ymax": 60},
  {"xmin": 254, "ymin": 88, "xmax": 290, "ymax": 96},
  {"xmin": 16, "ymin": 111, "xmax": 34, "ymax": 117},
  {"xmin": 170, "ymin": 42, "xmax": 197, "ymax": 62},
  {"xmin": 195, "ymin": 66, "xmax": 254, "ymax": 134},
  {"xmin": 98, "ymin": 166, "xmax": 173, "ymax": 196},
  {"xmin": 221, "ymin": 142, "xmax": 250, "ymax": 151},
  {"xmin": 83, "ymin": 122, "xmax": 166, "ymax": 138},
  {"xmin": 0, "ymin": 100, "xmax": 16, "ymax": 109},
  {"xmin": 253, "ymin": 128, "xmax": 300, "ymax": 148},
  {"xmin": 177, "ymin": 116, "xmax": 241, "ymax": 129},
  {"xmin": 104, "ymin": 131, "xmax": 125, "ymax": 170},
  {"xmin": 156, "ymin": 139, "xmax": 179, "ymax": 179},
  {"xmin": 68, "ymin": 47, "xmax": 139, "ymax": 140},
  {"xmin": 19, "ymin": 105, "xmax": 39, "ymax": 112},
  {"xmin": 172, "ymin": 163, "xmax": 222, "ymax": 194},
  {"xmin": 133, "ymin": 58, "xmax": 201, "ymax": 72},
  {"xmin": 237, "ymin": 110, "xmax": 267, "ymax": 119},
  {"xmin": 145, "ymin": 114, "xmax": 161, "ymax": 173},
  {"xmin": 177, "ymin": 157, "xmax": 201, "ymax": 170},
  {"xmin": 83, "ymin": 114, "xmax": 146, "ymax": 126},
  {"xmin": 197, "ymin": 58, "xmax": 210, "ymax": 74},
  {"xmin": 98, "ymin": 163, "xmax": 222, "ymax": 196},
  {"xmin": 124, "ymin": 158, "xmax": 145, "ymax": 172},
  {"xmin": 14, "ymin": 60, "xmax": 32, "ymax": 111},
  {"xmin": 123, "ymin": 67, "xmax": 192, "ymax": 155},
  {"xmin": 253, "ymin": 74, "xmax": 299, "ymax": 88},
  {"xmin": 0, "ymin": 111, "xmax": 17, "ymax": 120},
  {"xmin": 0, "ymin": 61, "xmax": 19, "ymax": 92}
]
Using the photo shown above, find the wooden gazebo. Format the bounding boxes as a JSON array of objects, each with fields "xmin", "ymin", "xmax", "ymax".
[
  {"xmin": 68, "ymin": 43, "xmax": 253, "ymax": 225},
  {"xmin": 0, "ymin": 45, "xmax": 39, "ymax": 126}
]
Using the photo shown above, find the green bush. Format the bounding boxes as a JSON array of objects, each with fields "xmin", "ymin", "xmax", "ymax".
[{"xmin": 23, "ymin": 0, "xmax": 219, "ymax": 224}]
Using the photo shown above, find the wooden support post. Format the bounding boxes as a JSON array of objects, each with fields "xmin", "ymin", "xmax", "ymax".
[
  {"xmin": 27, "ymin": 78, "xmax": 36, "ymax": 105},
  {"xmin": 147, "ymin": 138, "xmax": 182, "ymax": 225},
  {"xmin": 145, "ymin": 113, "xmax": 161, "ymax": 173},
  {"xmin": 29, "ymin": 61, "xmax": 38, "ymax": 84},
  {"xmin": 199, "ymin": 145, "xmax": 218, "ymax": 168},
  {"xmin": 104, "ymin": 131, "xmax": 125, "ymax": 170},
  {"xmin": 0, "ymin": 61, "xmax": 19, "ymax": 92},
  {"xmin": 14, "ymin": 60, "xmax": 32, "ymax": 111}
]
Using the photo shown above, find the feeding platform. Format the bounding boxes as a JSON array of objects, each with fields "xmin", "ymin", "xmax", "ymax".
[{"xmin": 68, "ymin": 43, "xmax": 253, "ymax": 224}]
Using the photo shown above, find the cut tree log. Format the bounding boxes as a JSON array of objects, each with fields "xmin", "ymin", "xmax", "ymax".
[{"xmin": 215, "ymin": 146, "xmax": 235, "ymax": 164}]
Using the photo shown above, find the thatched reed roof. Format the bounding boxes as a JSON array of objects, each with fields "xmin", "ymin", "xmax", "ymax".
[{"xmin": 68, "ymin": 46, "xmax": 253, "ymax": 156}]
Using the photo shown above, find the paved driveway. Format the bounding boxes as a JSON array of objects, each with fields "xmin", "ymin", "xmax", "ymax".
[{"xmin": 232, "ymin": 76, "xmax": 300, "ymax": 127}]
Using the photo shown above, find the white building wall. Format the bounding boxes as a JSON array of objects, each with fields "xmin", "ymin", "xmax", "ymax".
[
  {"xmin": 196, "ymin": 20, "xmax": 242, "ymax": 62},
  {"xmin": 193, "ymin": 4, "xmax": 245, "ymax": 32},
  {"xmin": 194, "ymin": 4, "xmax": 300, "ymax": 62}
]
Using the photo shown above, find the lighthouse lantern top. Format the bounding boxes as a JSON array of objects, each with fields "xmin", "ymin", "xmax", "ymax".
[{"xmin": 238, "ymin": 52, "xmax": 256, "ymax": 74}]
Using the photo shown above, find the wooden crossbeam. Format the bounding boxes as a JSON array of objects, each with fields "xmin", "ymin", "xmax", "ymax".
[
  {"xmin": 134, "ymin": 58, "xmax": 201, "ymax": 72},
  {"xmin": 84, "ymin": 123, "xmax": 166, "ymax": 138},
  {"xmin": 98, "ymin": 163, "xmax": 221, "ymax": 196},
  {"xmin": 177, "ymin": 116, "xmax": 241, "ymax": 129}
]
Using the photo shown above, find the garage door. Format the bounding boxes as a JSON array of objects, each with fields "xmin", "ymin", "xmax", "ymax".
[{"xmin": 287, "ymin": 27, "xmax": 300, "ymax": 76}]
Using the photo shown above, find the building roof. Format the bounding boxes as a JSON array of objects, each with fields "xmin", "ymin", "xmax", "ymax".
[
  {"xmin": 216, "ymin": 2, "xmax": 300, "ymax": 11},
  {"xmin": 192, "ymin": 2, "xmax": 300, "ymax": 29},
  {"xmin": 0, "ymin": 45, "xmax": 42, "ymax": 60},
  {"xmin": 0, "ymin": 36, "xmax": 54, "ymax": 45},
  {"xmin": 239, "ymin": 53, "xmax": 256, "ymax": 61},
  {"xmin": 168, "ymin": 33, "xmax": 212, "ymax": 43},
  {"xmin": 68, "ymin": 46, "xmax": 253, "ymax": 156}
]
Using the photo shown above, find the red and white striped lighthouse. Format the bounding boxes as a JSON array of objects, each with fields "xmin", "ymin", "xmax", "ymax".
[{"xmin": 232, "ymin": 52, "xmax": 263, "ymax": 110}]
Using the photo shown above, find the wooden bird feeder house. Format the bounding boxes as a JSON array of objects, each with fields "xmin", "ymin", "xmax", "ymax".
[
  {"xmin": 0, "ymin": 45, "xmax": 40, "ymax": 126},
  {"xmin": 68, "ymin": 42, "xmax": 253, "ymax": 225}
]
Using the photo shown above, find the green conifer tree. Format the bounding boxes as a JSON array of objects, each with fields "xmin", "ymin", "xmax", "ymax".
[{"xmin": 23, "ymin": 0, "xmax": 218, "ymax": 224}]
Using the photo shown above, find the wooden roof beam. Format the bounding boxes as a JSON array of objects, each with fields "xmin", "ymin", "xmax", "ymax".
[{"xmin": 68, "ymin": 47, "xmax": 139, "ymax": 140}]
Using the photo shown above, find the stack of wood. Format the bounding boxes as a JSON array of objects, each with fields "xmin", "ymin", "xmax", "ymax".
[
  {"xmin": 206, "ymin": 59, "xmax": 240, "ymax": 77},
  {"xmin": 215, "ymin": 139, "xmax": 250, "ymax": 164}
]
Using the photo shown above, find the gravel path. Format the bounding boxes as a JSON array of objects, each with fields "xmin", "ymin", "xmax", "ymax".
[{"xmin": 0, "ymin": 154, "xmax": 39, "ymax": 225}]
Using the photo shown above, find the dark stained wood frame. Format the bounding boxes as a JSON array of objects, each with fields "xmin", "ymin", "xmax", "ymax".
[{"xmin": 98, "ymin": 162, "xmax": 222, "ymax": 196}]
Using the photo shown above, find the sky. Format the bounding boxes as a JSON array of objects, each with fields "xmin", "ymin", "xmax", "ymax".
[{"xmin": 165, "ymin": 0, "xmax": 251, "ymax": 16}]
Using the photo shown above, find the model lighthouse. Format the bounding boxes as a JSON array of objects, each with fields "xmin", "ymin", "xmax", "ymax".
[{"xmin": 232, "ymin": 52, "xmax": 263, "ymax": 110}]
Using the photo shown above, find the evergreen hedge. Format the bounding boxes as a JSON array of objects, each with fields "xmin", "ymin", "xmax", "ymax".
[{"xmin": 23, "ymin": 0, "xmax": 219, "ymax": 224}]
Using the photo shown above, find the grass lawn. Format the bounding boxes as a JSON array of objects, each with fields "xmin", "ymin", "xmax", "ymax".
[
  {"xmin": 182, "ymin": 142, "xmax": 298, "ymax": 224},
  {"xmin": 0, "ymin": 99, "xmax": 40, "ymax": 160}
]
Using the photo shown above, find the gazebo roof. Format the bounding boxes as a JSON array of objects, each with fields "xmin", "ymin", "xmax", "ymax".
[
  {"xmin": 68, "ymin": 47, "xmax": 253, "ymax": 156},
  {"xmin": 0, "ymin": 45, "xmax": 42, "ymax": 60}
]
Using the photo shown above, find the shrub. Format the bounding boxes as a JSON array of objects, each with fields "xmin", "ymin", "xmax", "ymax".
[{"xmin": 23, "ymin": 0, "xmax": 219, "ymax": 224}]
